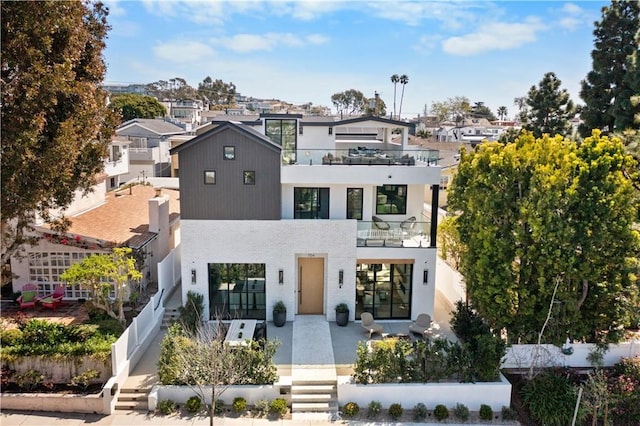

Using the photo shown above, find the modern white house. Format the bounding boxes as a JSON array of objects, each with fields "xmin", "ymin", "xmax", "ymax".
[{"xmin": 171, "ymin": 113, "xmax": 442, "ymax": 324}]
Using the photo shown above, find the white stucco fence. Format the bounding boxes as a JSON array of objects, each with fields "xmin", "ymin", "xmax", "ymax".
[
  {"xmin": 337, "ymin": 373, "xmax": 512, "ymax": 411},
  {"xmin": 148, "ymin": 384, "xmax": 282, "ymax": 411},
  {"xmin": 102, "ymin": 245, "xmax": 181, "ymax": 414}
]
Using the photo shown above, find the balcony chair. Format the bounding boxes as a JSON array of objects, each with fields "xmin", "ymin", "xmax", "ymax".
[
  {"xmin": 17, "ymin": 283, "xmax": 39, "ymax": 310},
  {"xmin": 40, "ymin": 285, "xmax": 65, "ymax": 310},
  {"xmin": 400, "ymin": 216, "xmax": 417, "ymax": 236},
  {"xmin": 361, "ymin": 312, "xmax": 384, "ymax": 339},
  {"xmin": 408, "ymin": 313, "xmax": 433, "ymax": 338}
]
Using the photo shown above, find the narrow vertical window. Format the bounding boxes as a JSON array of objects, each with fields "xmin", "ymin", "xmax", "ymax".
[
  {"xmin": 204, "ymin": 171, "xmax": 216, "ymax": 184},
  {"xmin": 224, "ymin": 146, "xmax": 235, "ymax": 160},
  {"xmin": 243, "ymin": 171, "xmax": 255, "ymax": 185}
]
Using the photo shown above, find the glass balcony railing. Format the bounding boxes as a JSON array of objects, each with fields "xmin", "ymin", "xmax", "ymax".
[
  {"xmin": 356, "ymin": 219, "xmax": 431, "ymax": 248},
  {"xmin": 282, "ymin": 148, "xmax": 439, "ymax": 166}
]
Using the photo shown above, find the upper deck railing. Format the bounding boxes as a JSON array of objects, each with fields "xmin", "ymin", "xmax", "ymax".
[{"xmin": 282, "ymin": 147, "xmax": 439, "ymax": 166}]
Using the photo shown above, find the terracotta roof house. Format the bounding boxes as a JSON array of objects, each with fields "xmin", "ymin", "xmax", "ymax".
[
  {"xmin": 170, "ymin": 113, "xmax": 442, "ymax": 323},
  {"xmin": 10, "ymin": 184, "xmax": 180, "ymax": 299}
]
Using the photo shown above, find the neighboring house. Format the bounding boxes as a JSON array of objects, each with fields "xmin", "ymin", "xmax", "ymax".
[
  {"xmin": 104, "ymin": 136, "xmax": 131, "ymax": 190},
  {"xmin": 171, "ymin": 113, "xmax": 442, "ymax": 324},
  {"xmin": 116, "ymin": 118, "xmax": 188, "ymax": 182},
  {"xmin": 161, "ymin": 99, "xmax": 207, "ymax": 127},
  {"xmin": 434, "ymin": 118, "xmax": 506, "ymax": 144},
  {"xmin": 10, "ymin": 185, "xmax": 180, "ymax": 299}
]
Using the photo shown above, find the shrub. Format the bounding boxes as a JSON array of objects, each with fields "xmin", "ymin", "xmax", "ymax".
[
  {"xmin": 214, "ymin": 399, "xmax": 225, "ymax": 414},
  {"xmin": 433, "ymin": 404, "xmax": 449, "ymax": 421},
  {"xmin": 450, "ymin": 300, "xmax": 489, "ymax": 343},
  {"xmin": 453, "ymin": 403, "xmax": 469, "ymax": 421},
  {"xmin": 269, "ymin": 398, "xmax": 287, "ymax": 416},
  {"xmin": 185, "ymin": 396, "xmax": 203, "ymax": 413},
  {"xmin": 0, "ymin": 328, "xmax": 23, "ymax": 346},
  {"xmin": 15, "ymin": 369, "xmax": 44, "ymax": 391},
  {"xmin": 178, "ymin": 291, "xmax": 205, "ymax": 334},
  {"xmin": 413, "ymin": 402, "xmax": 428, "ymax": 421},
  {"xmin": 69, "ymin": 369, "xmax": 100, "ymax": 390},
  {"xmin": 253, "ymin": 399, "xmax": 269, "ymax": 417},
  {"xmin": 388, "ymin": 403, "xmax": 403, "ymax": 420},
  {"xmin": 522, "ymin": 371, "xmax": 581, "ymax": 426},
  {"xmin": 367, "ymin": 400, "xmax": 381, "ymax": 418},
  {"xmin": 232, "ymin": 397, "xmax": 247, "ymax": 413},
  {"xmin": 157, "ymin": 399, "xmax": 178, "ymax": 415},
  {"xmin": 501, "ymin": 405, "xmax": 518, "ymax": 420},
  {"xmin": 342, "ymin": 401, "xmax": 359, "ymax": 417},
  {"xmin": 479, "ymin": 404, "xmax": 493, "ymax": 420}
]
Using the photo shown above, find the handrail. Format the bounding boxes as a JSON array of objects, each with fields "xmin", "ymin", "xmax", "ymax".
[{"xmin": 154, "ymin": 288, "xmax": 165, "ymax": 311}]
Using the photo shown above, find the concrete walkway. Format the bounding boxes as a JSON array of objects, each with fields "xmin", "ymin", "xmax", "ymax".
[{"xmin": 292, "ymin": 315, "xmax": 336, "ymax": 382}]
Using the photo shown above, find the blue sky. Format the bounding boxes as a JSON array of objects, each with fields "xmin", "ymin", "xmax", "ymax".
[{"xmin": 102, "ymin": 0, "xmax": 608, "ymax": 119}]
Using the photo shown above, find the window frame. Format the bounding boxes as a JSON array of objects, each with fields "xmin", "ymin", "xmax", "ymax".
[
  {"xmin": 243, "ymin": 170, "xmax": 255, "ymax": 185},
  {"xmin": 224, "ymin": 146, "xmax": 235, "ymax": 160},
  {"xmin": 376, "ymin": 184, "xmax": 407, "ymax": 215},
  {"xmin": 204, "ymin": 170, "xmax": 216, "ymax": 185},
  {"xmin": 346, "ymin": 188, "xmax": 363, "ymax": 220}
]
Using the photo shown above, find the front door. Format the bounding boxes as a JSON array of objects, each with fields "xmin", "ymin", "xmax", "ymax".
[{"xmin": 298, "ymin": 257, "xmax": 324, "ymax": 314}]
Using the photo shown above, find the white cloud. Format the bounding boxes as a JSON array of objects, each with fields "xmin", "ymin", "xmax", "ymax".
[
  {"xmin": 153, "ymin": 40, "xmax": 215, "ymax": 63},
  {"xmin": 103, "ymin": 0, "xmax": 126, "ymax": 17},
  {"xmin": 413, "ymin": 34, "xmax": 442, "ymax": 55},
  {"xmin": 442, "ymin": 17, "xmax": 546, "ymax": 56},
  {"xmin": 213, "ymin": 32, "xmax": 329, "ymax": 53},
  {"xmin": 555, "ymin": 2, "xmax": 592, "ymax": 31}
]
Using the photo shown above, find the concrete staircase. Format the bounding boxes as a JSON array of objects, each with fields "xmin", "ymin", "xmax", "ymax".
[
  {"xmin": 290, "ymin": 378, "xmax": 339, "ymax": 421},
  {"xmin": 114, "ymin": 386, "xmax": 151, "ymax": 412},
  {"xmin": 160, "ymin": 307, "xmax": 180, "ymax": 329}
]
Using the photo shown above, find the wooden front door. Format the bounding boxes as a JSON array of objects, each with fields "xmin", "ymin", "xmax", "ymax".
[{"xmin": 298, "ymin": 257, "xmax": 324, "ymax": 314}]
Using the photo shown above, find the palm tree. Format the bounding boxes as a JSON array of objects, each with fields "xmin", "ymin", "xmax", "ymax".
[
  {"xmin": 390, "ymin": 74, "xmax": 399, "ymax": 119},
  {"xmin": 497, "ymin": 106, "xmax": 508, "ymax": 122},
  {"xmin": 398, "ymin": 74, "xmax": 409, "ymax": 120}
]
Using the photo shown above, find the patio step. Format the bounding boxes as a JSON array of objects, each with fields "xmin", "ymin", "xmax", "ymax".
[
  {"xmin": 114, "ymin": 387, "xmax": 151, "ymax": 412},
  {"xmin": 160, "ymin": 308, "xmax": 180, "ymax": 329},
  {"xmin": 291, "ymin": 379, "xmax": 338, "ymax": 417}
]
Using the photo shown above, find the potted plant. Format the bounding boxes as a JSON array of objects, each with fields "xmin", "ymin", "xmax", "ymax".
[
  {"xmin": 273, "ymin": 300, "xmax": 287, "ymax": 327},
  {"xmin": 335, "ymin": 302, "xmax": 349, "ymax": 326}
]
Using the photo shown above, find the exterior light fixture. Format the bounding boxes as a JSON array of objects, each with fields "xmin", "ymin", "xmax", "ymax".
[
  {"xmin": 339, "ymin": 270, "xmax": 344, "ymax": 288},
  {"xmin": 423, "ymin": 269, "xmax": 429, "ymax": 285},
  {"xmin": 191, "ymin": 269, "xmax": 197, "ymax": 284},
  {"xmin": 279, "ymin": 269, "xmax": 284, "ymax": 285}
]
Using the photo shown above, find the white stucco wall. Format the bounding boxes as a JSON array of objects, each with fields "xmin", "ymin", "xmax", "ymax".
[{"xmin": 181, "ymin": 220, "xmax": 437, "ymax": 322}]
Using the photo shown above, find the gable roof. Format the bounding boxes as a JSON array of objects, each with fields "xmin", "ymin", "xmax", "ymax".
[
  {"xmin": 335, "ymin": 116, "xmax": 414, "ymax": 128},
  {"xmin": 117, "ymin": 118, "xmax": 187, "ymax": 136},
  {"xmin": 170, "ymin": 121, "xmax": 281, "ymax": 155}
]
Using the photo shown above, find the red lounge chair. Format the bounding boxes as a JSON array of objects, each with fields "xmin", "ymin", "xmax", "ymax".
[
  {"xmin": 17, "ymin": 283, "xmax": 39, "ymax": 310},
  {"xmin": 41, "ymin": 285, "xmax": 65, "ymax": 310}
]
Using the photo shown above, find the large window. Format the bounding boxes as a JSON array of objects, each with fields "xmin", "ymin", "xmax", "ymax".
[
  {"xmin": 347, "ymin": 188, "xmax": 363, "ymax": 220},
  {"xmin": 376, "ymin": 185, "xmax": 407, "ymax": 215},
  {"xmin": 355, "ymin": 262, "xmax": 412, "ymax": 319},
  {"xmin": 294, "ymin": 187, "xmax": 329, "ymax": 219},
  {"xmin": 208, "ymin": 263, "xmax": 266, "ymax": 320},
  {"xmin": 29, "ymin": 251, "xmax": 101, "ymax": 299},
  {"xmin": 266, "ymin": 119, "xmax": 297, "ymax": 163}
]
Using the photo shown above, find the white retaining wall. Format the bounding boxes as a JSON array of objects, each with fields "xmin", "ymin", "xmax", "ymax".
[
  {"xmin": 503, "ymin": 342, "xmax": 640, "ymax": 369},
  {"xmin": 337, "ymin": 373, "xmax": 512, "ymax": 411},
  {"xmin": 148, "ymin": 384, "xmax": 282, "ymax": 411}
]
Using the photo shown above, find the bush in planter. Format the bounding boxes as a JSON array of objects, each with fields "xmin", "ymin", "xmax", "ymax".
[
  {"xmin": 269, "ymin": 398, "xmax": 288, "ymax": 416},
  {"xmin": 433, "ymin": 404, "xmax": 449, "ymax": 421},
  {"xmin": 479, "ymin": 404, "xmax": 493, "ymax": 420},
  {"xmin": 178, "ymin": 291, "xmax": 205, "ymax": 334},
  {"xmin": 453, "ymin": 403, "xmax": 469, "ymax": 421},
  {"xmin": 253, "ymin": 399, "xmax": 269, "ymax": 417},
  {"xmin": 522, "ymin": 371, "xmax": 582, "ymax": 426},
  {"xmin": 413, "ymin": 402, "xmax": 428, "ymax": 421},
  {"xmin": 232, "ymin": 397, "xmax": 247, "ymax": 413},
  {"xmin": 388, "ymin": 403, "xmax": 403, "ymax": 420},
  {"xmin": 342, "ymin": 401, "xmax": 359, "ymax": 417},
  {"xmin": 335, "ymin": 302, "xmax": 349, "ymax": 326},
  {"xmin": 185, "ymin": 396, "xmax": 203, "ymax": 413},
  {"xmin": 273, "ymin": 301, "xmax": 286, "ymax": 327},
  {"xmin": 214, "ymin": 399, "xmax": 225, "ymax": 414},
  {"xmin": 157, "ymin": 399, "xmax": 178, "ymax": 415},
  {"xmin": 501, "ymin": 405, "xmax": 518, "ymax": 421},
  {"xmin": 367, "ymin": 400, "xmax": 382, "ymax": 418}
]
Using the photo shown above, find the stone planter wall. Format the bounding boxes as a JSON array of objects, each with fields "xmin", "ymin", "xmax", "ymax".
[
  {"xmin": 148, "ymin": 383, "xmax": 282, "ymax": 411},
  {"xmin": 1, "ymin": 392, "xmax": 104, "ymax": 414},
  {"xmin": 7, "ymin": 356, "xmax": 112, "ymax": 384}
]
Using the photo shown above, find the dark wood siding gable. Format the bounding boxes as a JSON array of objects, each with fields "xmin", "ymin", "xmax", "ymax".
[{"xmin": 177, "ymin": 124, "xmax": 281, "ymax": 220}]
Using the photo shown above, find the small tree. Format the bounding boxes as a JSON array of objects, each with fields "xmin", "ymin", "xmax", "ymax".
[{"xmin": 60, "ymin": 247, "xmax": 142, "ymax": 327}]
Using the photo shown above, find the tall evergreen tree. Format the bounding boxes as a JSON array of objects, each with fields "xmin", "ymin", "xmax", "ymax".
[
  {"xmin": 579, "ymin": 0, "xmax": 640, "ymax": 136},
  {"xmin": 522, "ymin": 72, "xmax": 575, "ymax": 138},
  {"xmin": 1, "ymin": 0, "xmax": 116, "ymax": 266},
  {"xmin": 109, "ymin": 93, "xmax": 167, "ymax": 121}
]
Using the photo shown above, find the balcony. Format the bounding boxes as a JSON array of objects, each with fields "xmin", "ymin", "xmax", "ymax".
[
  {"xmin": 356, "ymin": 219, "xmax": 431, "ymax": 248},
  {"xmin": 282, "ymin": 147, "xmax": 439, "ymax": 167}
]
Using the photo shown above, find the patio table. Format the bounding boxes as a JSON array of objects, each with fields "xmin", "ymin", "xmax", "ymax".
[{"xmin": 224, "ymin": 319, "xmax": 257, "ymax": 347}]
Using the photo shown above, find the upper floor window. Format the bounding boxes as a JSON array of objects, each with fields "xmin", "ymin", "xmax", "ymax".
[
  {"xmin": 129, "ymin": 137, "xmax": 147, "ymax": 149},
  {"xmin": 266, "ymin": 119, "xmax": 297, "ymax": 163},
  {"xmin": 224, "ymin": 146, "xmax": 235, "ymax": 160},
  {"xmin": 109, "ymin": 145, "xmax": 122, "ymax": 162},
  {"xmin": 328, "ymin": 127, "xmax": 333, "ymax": 135},
  {"xmin": 204, "ymin": 171, "xmax": 216, "ymax": 185},
  {"xmin": 243, "ymin": 171, "xmax": 255, "ymax": 185},
  {"xmin": 376, "ymin": 185, "xmax": 407, "ymax": 215},
  {"xmin": 294, "ymin": 187, "xmax": 329, "ymax": 219},
  {"xmin": 347, "ymin": 188, "xmax": 363, "ymax": 220}
]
